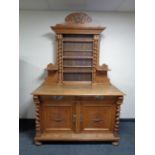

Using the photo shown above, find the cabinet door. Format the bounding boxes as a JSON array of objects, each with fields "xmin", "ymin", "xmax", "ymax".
[
  {"xmin": 42, "ymin": 101, "xmax": 75, "ymax": 132},
  {"xmin": 80, "ymin": 99, "xmax": 116, "ymax": 132}
]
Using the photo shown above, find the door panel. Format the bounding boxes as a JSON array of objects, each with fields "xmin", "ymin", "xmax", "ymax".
[
  {"xmin": 80, "ymin": 102, "xmax": 116, "ymax": 132},
  {"xmin": 42, "ymin": 102, "xmax": 75, "ymax": 132}
]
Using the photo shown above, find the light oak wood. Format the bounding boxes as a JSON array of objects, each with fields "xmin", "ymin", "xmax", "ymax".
[
  {"xmin": 35, "ymin": 133, "xmax": 120, "ymax": 141},
  {"xmin": 32, "ymin": 12, "xmax": 125, "ymax": 145},
  {"xmin": 32, "ymin": 84, "xmax": 124, "ymax": 96}
]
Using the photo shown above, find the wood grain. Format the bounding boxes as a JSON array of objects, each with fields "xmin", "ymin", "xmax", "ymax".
[
  {"xmin": 32, "ymin": 84, "xmax": 125, "ymax": 96},
  {"xmin": 33, "ymin": 12, "xmax": 124, "ymax": 145}
]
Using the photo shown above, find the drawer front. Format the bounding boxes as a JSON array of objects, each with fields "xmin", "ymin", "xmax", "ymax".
[
  {"xmin": 76, "ymin": 96, "xmax": 116, "ymax": 102},
  {"xmin": 41, "ymin": 101, "xmax": 75, "ymax": 132},
  {"xmin": 40, "ymin": 96, "xmax": 74, "ymax": 103},
  {"xmin": 80, "ymin": 100, "xmax": 116, "ymax": 132}
]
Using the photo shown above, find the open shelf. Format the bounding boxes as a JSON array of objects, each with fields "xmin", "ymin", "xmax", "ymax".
[
  {"xmin": 62, "ymin": 34, "xmax": 93, "ymax": 82},
  {"xmin": 63, "ymin": 56, "xmax": 93, "ymax": 59},
  {"xmin": 63, "ymin": 49, "xmax": 93, "ymax": 52},
  {"xmin": 63, "ymin": 38, "xmax": 93, "ymax": 42},
  {"xmin": 63, "ymin": 72, "xmax": 92, "ymax": 81},
  {"xmin": 64, "ymin": 51, "xmax": 92, "ymax": 57},
  {"xmin": 63, "ymin": 70, "xmax": 92, "ymax": 73}
]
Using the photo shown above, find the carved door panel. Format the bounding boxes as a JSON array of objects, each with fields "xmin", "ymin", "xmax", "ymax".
[
  {"xmin": 42, "ymin": 101, "xmax": 75, "ymax": 132},
  {"xmin": 80, "ymin": 101, "xmax": 116, "ymax": 132}
]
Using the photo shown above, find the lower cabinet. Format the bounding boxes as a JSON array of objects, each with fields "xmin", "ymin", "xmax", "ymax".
[{"xmin": 34, "ymin": 96, "xmax": 122, "ymax": 145}]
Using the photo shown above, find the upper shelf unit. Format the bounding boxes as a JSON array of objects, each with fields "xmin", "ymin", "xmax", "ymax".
[{"xmin": 51, "ymin": 12, "xmax": 106, "ymax": 83}]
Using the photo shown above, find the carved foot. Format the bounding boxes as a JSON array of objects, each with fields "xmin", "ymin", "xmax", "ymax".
[
  {"xmin": 35, "ymin": 140, "xmax": 42, "ymax": 145},
  {"xmin": 112, "ymin": 141, "xmax": 119, "ymax": 146}
]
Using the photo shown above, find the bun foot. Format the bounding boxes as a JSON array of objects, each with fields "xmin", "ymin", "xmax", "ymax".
[
  {"xmin": 112, "ymin": 141, "xmax": 119, "ymax": 146},
  {"xmin": 35, "ymin": 140, "xmax": 42, "ymax": 145}
]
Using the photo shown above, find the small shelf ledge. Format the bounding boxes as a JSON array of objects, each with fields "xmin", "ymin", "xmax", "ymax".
[
  {"xmin": 96, "ymin": 64, "xmax": 110, "ymax": 72},
  {"xmin": 46, "ymin": 63, "xmax": 58, "ymax": 71}
]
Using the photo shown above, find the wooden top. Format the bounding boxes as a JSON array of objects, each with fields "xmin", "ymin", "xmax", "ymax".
[{"xmin": 32, "ymin": 84, "xmax": 125, "ymax": 96}]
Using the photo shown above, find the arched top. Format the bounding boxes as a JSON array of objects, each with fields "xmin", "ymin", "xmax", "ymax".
[{"xmin": 65, "ymin": 12, "xmax": 92, "ymax": 24}]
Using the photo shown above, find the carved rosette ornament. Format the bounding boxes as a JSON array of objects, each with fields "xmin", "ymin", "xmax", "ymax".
[
  {"xmin": 33, "ymin": 95, "xmax": 41, "ymax": 137},
  {"xmin": 114, "ymin": 96, "xmax": 123, "ymax": 136},
  {"xmin": 65, "ymin": 12, "xmax": 92, "ymax": 24}
]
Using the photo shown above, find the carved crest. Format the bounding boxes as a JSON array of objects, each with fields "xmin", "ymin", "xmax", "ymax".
[{"xmin": 65, "ymin": 12, "xmax": 92, "ymax": 24}]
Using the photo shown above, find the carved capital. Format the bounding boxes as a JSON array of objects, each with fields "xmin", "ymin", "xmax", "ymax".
[
  {"xmin": 93, "ymin": 35, "xmax": 100, "ymax": 40},
  {"xmin": 56, "ymin": 34, "xmax": 63, "ymax": 40},
  {"xmin": 117, "ymin": 96, "xmax": 123, "ymax": 105}
]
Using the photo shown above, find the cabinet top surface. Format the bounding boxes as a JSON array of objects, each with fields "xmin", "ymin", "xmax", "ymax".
[{"xmin": 32, "ymin": 84, "xmax": 125, "ymax": 96}]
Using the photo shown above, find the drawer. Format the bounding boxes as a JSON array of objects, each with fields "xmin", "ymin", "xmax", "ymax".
[
  {"xmin": 40, "ymin": 95, "xmax": 74, "ymax": 103},
  {"xmin": 40, "ymin": 95, "xmax": 117, "ymax": 105},
  {"xmin": 76, "ymin": 96, "xmax": 117, "ymax": 103}
]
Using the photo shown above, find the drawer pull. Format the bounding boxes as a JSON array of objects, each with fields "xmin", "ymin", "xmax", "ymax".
[{"xmin": 92, "ymin": 118, "xmax": 103, "ymax": 122}]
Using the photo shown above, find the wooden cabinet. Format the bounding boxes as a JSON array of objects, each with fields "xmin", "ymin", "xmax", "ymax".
[
  {"xmin": 32, "ymin": 12, "xmax": 125, "ymax": 145},
  {"xmin": 40, "ymin": 96, "xmax": 116, "ymax": 133}
]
